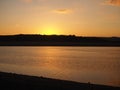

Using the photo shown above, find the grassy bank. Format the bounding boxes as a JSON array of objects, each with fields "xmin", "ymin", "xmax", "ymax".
[{"xmin": 0, "ymin": 72, "xmax": 120, "ymax": 90}]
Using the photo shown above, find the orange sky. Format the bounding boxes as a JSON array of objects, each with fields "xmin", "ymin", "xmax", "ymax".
[{"xmin": 0, "ymin": 0, "xmax": 120, "ymax": 36}]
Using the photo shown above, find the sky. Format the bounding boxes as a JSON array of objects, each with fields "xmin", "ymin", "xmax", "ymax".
[{"xmin": 0, "ymin": 0, "xmax": 120, "ymax": 36}]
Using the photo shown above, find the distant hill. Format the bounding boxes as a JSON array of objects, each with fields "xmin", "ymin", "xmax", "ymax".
[{"xmin": 0, "ymin": 34, "xmax": 120, "ymax": 46}]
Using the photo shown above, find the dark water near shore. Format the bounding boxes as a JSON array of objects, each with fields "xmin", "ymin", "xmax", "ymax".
[{"xmin": 0, "ymin": 47, "xmax": 120, "ymax": 86}]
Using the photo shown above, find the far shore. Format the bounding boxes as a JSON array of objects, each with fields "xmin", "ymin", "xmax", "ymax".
[
  {"xmin": 0, "ymin": 71, "xmax": 120, "ymax": 90},
  {"xmin": 0, "ymin": 41, "xmax": 120, "ymax": 46},
  {"xmin": 0, "ymin": 34, "xmax": 120, "ymax": 46}
]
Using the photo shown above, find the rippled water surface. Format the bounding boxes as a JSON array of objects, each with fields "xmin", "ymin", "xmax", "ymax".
[{"xmin": 0, "ymin": 47, "xmax": 120, "ymax": 86}]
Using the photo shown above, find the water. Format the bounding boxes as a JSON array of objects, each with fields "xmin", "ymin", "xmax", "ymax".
[{"xmin": 0, "ymin": 47, "xmax": 120, "ymax": 86}]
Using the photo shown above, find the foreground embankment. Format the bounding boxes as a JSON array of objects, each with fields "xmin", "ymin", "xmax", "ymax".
[{"xmin": 0, "ymin": 72, "xmax": 120, "ymax": 90}]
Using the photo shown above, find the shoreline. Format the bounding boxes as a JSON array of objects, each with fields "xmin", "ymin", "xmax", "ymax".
[
  {"xmin": 0, "ymin": 42, "xmax": 120, "ymax": 47},
  {"xmin": 0, "ymin": 71, "xmax": 120, "ymax": 90},
  {"xmin": 0, "ymin": 35, "xmax": 120, "ymax": 46}
]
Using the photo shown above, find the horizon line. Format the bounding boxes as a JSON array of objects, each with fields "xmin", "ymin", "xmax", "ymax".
[{"xmin": 0, "ymin": 34, "xmax": 120, "ymax": 38}]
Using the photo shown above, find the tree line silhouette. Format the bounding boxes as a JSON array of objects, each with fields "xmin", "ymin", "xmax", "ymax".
[{"xmin": 0, "ymin": 34, "xmax": 120, "ymax": 46}]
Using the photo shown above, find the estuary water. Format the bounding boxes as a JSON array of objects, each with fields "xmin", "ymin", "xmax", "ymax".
[{"xmin": 0, "ymin": 47, "xmax": 120, "ymax": 86}]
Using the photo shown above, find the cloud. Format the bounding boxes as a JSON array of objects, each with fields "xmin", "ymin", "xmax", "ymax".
[
  {"xmin": 105, "ymin": 0, "xmax": 120, "ymax": 6},
  {"xmin": 20, "ymin": 0, "xmax": 32, "ymax": 3},
  {"xmin": 53, "ymin": 9, "xmax": 73, "ymax": 14}
]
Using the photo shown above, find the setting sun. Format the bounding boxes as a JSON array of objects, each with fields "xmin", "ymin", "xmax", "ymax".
[
  {"xmin": 41, "ymin": 25, "xmax": 60, "ymax": 35},
  {"xmin": 0, "ymin": 0, "xmax": 120, "ymax": 36},
  {"xmin": 0, "ymin": 0, "xmax": 120, "ymax": 89}
]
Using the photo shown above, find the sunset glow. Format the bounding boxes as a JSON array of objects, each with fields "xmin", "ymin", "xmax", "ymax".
[
  {"xmin": 40, "ymin": 25, "xmax": 60, "ymax": 35},
  {"xmin": 0, "ymin": 0, "xmax": 120, "ymax": 36},
  {"xmin": 0, "ymin": 0, "xmax": 120, "ymax": 88}
]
